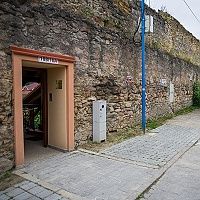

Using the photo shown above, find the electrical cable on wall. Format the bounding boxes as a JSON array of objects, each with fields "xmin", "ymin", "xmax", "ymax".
[
  {"xmin": 132, "ymin": 0, "xmax": 146, "ymax": 46},
  {"xmin": 182, "ymin": 0, "xmax": 200, "ymax": 25},
  {"xmin": 132, "ymin": 0, "xmax": 152, "ymax": 46},
  {"xmin": 133, "ymin": 18, "xmax": 142, "ymax": 46}
]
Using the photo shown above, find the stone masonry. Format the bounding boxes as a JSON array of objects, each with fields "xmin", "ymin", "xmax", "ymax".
[{"xmin": 0, "ymin": 0, "xmax": 200, "ymax": 172}]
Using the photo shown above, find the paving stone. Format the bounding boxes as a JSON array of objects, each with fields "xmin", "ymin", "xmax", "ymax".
[
  {"xmin": 0, "ymin": 194, "xmax": 10, "ymax": 200},
  {"xmin": 6, "ymin": 187, "xmax": 24, "ymax": 197},
  {"xmin": 13, "ymin": 192, "xmax": 33, "ymax": 200},
  {"xmin": 14, "ymin": 180, "xmax": 30, "ymax": 188},
  {"xmin": 92, "ymin": 186, "xmax": 127, "ymax": 200},
  {"xmin": 27, "ymin": 196, "xmax": 41, "ymax": 200},
  {"xmin": 44, "ymin": 193, "xmax": 62, "ymax": 200},
  {"xmin": 20, "ymin": 182, "xmax": 38, "ymax": 190},
  {"xmin": 3, "ymin": 187, "xmax": 15, "ymax": 193},
  {"xmin": 147, "ymin": 190, "xmax": 179, "ymax": 200},
  {"xmin": 178, "ymin": 188, "xmax": 200, "ymax": 200},
  {"xmin": 28, "ymin": 185, "xmax": 46, "ymax": 195},
  {"xmin": 35, "ymin": 188, "xmax": 53, "ymax": 198}
]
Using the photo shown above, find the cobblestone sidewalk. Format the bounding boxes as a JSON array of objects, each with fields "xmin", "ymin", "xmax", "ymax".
[
  {"xmin": 141, "ymin": 141, "xmax": 200, "ymax": 200},
  {"xmin": 15, "ymin": 151, "xmax": 156, "ymax": 200},
  {"xmin": 102, "ymin": 124, "xmax": 200, "ymax": 167},
  {"xmin": 1, "ymin": 110, "xmax": 200, "ymax": 200},
  {"xmin": 0, "ymin": 180, "xmax": 69, "ymax": 200}
]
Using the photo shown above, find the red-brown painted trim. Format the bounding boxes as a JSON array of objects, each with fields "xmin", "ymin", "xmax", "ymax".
[
  {"xmin": 12, "ymin": 55, "xmax": 24, "ymax": 166},
  {"xmin": 11, "ymin": 46, "xmax": 76, "ymax": 63},
  {"xmin": 11, "ymin": 46, "xmax": 75, "ymax": 166},
  {"xmin": 66, "ymin": 64, "xmax": 75, "ymax": 151}
]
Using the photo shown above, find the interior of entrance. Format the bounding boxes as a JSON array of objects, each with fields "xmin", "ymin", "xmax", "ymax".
[{"xmin": 22, "ymin": 68, "xmax": 43, "ymax": 143}]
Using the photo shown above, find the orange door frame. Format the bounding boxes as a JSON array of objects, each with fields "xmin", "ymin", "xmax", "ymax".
[{"xmin": 11, "ymin": 46, "xmax": 75, "ymax": 166}]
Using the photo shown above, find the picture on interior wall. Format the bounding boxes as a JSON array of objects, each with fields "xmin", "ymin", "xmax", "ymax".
[{"xmin": 56, "ymin": 80, "xmax": 62, "ymax": 89}]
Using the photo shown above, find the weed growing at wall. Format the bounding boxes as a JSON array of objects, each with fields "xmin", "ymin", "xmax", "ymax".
[
  {"xmin": 193, "ymin": 82, "xmax": 200, "ymax": 107},
  {"xmin": 147, "ymin": 105, "xmax": 198, "ymax": 130}
]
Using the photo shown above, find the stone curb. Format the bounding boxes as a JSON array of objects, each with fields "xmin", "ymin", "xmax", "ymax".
[{"xmin": 78, "ymin": 148, "xmax": 159, "ymax": 169}]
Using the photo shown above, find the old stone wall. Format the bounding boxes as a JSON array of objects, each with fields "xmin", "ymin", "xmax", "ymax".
[
  {"xmin": 0, "ymin": 0, "xmax": 200, "ymax": 171},
  {"xmin": 0, "ymin": 53, "xmax": 13, "ymax": 173},
  {"xmin": 145, "ymin": 7, "xmax": 200, "ymax": 67}
]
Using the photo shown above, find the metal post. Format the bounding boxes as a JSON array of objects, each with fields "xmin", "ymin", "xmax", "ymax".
[{"xmin": 141, "ymin": 0, "xmax": 146, "ymax": 133}]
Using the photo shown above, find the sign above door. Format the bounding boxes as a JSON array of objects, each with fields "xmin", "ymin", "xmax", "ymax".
[{"xmin": 38, "ymin": 57, "xmax": 59, "ymax": 64}]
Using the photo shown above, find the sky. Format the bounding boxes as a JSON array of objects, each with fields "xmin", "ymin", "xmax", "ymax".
[{"xmin": 147, "ymin": 0, "xmax": 200, "ymax": 40}]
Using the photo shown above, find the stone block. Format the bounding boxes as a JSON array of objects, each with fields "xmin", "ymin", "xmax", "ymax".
[
  {"xmin": 6, "ymin": 188, "xmax": 24, "ymax": 197},
  {"xmin": 44, "ymin": 193, "xmax": 62, "ymax": 200},
  {"xmin": 0, "ymin": 194, "xmax": 10, "ymax": 200},
  {"xmin": 0, "ymin": 158, "xmax": 13, "ymax": 176},
  {"xmin": 14, "ymin": 192, "xmax": 33, "ymax": 200}
]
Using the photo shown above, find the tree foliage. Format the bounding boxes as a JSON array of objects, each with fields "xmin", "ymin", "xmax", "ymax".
[{"xmin": 193, "ymin": 81, "xmax": 200, "ymax": 106}]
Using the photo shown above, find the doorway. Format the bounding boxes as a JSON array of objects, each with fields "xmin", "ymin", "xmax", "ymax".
[
  {"xmin": 12, "ymin": 46, "xmax": 75, "ymax": 166},
  {"xmin": 22, "ymin": 68, "xmax": 50, "ymax": 162}
]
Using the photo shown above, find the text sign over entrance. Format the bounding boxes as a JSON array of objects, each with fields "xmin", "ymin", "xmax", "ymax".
[{"xmin": 38, "ymin": 57, "xmax": 59, "ymax": 64}]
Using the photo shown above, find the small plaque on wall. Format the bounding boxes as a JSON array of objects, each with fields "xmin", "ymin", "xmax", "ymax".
[
  {"xmin": 38, "ymin": 57, "xmax": 58, "ymax": 64},
  {"xmin": 169, "ymin": 81, "xmax": 174, "ymax": 103},
  {"xmin": 160, "ymin": 78, "xmax": 167, "ymax": 87},
  {"xmin": 56, "ymin": 80, "xmax": 62, "ymax": 89}
]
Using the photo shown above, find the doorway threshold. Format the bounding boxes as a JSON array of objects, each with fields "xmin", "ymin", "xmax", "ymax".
[{"xmin": 24, "ymin": 140, "xmax": 61, "ymax": 164}]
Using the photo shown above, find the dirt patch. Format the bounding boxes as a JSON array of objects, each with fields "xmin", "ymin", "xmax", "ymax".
[
  {"xmin": 79, "ymin": 127, "xmax": 143, "ymax": 152},
  {"xmin": 0, "ymin": 171, "xmax": 25, "ymax": 191}
]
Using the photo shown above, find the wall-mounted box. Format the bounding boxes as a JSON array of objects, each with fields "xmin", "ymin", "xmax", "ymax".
[
  {"xmin": 139, "ymin": 15, "xmax": 154, "ymax": 33},
  {"xmin": 169, "ymin": 81, "xmax": 174, "ymax": 103},
  {"xmin": 93, "ymin": 100, "xmax": 106, "ymax": 143},
  {"xmin": 160, "ymin": 78, "xmax": 167, "ymax": 87}
]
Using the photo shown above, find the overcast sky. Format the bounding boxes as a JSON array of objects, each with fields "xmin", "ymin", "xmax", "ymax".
[{"xmin": 147, "ymin": 0, "xmax": 200, "ymax": 40}]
